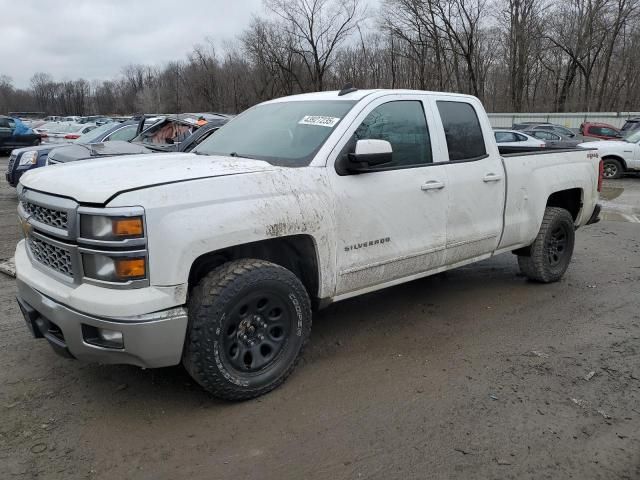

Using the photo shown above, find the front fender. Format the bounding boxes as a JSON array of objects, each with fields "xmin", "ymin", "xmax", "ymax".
[{"xmin": 109, "ymin": 169, "xmax": 337, "ymax": 298}]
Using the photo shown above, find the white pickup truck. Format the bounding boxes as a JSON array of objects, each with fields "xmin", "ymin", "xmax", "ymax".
[
  {"xmin": 15, "ymin": 89, "xmax": 602, "ymax": 400},
  {"xmin": 578, "ymin": 130, "xmax": 640, "ymax": 178}
]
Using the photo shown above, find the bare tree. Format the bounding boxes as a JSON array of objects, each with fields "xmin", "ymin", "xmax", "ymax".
[{"xmin": 264, "ymin": 0, "xmax": 364, "ymax": 91}]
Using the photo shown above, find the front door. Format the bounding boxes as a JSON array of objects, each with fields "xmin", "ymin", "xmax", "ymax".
[{"xmin": 329, "ymin": 96, "xmax": 450, "ymax": 297}]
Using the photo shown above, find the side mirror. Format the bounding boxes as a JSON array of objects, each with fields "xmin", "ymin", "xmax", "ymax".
[{"xmin": 346, "ymin": 139, "xmax": 393, "ymax": 171}]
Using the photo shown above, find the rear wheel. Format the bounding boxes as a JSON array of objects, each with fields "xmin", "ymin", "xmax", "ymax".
[
  {"xmin": 182, "ymin": 259, "xmax": 312, "ymax": 400},
  {"xmin": 517, "ymin": 207, "xmax": 575, "ymax": 283},
  {"xmin": 602, "ymin": 158, "xmax": 623, "ymax": 179}
]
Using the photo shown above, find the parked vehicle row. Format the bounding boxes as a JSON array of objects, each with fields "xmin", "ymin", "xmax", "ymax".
[
  {"xmin": 5, "ymin": 119, "xmax": 146, "ymax": 187},
  {"xmin": 5, "ymin": 113, "xmax": 230, "ymax": 186},
  {"xmin": 494, "ymin": 128, "xmax": 581, "ymax": 149}
]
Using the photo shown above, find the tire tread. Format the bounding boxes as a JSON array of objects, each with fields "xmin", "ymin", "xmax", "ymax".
[
  {"xmin": 182, "ymin": 259, "xmax": 311, "ymax": 401},
  {"xmin": 517, "ymin": 207, "xmax": 574, "ymax": 283}
]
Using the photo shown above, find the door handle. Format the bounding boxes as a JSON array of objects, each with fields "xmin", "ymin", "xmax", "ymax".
[
  {"xmin": 421, "ymin": 180, "xmax": 445, "ymax": 191},
  {"xmin": 483, "ymin": 173, "xmax": 503, "ymax": 183}
]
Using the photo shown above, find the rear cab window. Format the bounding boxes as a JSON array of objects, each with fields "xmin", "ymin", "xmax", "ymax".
[{"xmin": 436, "ymin": 101, "xmax": 487, "ymax": 161}]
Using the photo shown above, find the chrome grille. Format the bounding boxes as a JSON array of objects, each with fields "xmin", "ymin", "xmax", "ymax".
[
  {"xmin": 7, "ymin": 154, "xmax": 16, "ymax": 172},
  {"xmin": 27, "ymin": 236, "xmax": 73, "ymax": 277},
  {"xmin": 21, "ymin": 201, "xmax": 68, "ymax": 230}
]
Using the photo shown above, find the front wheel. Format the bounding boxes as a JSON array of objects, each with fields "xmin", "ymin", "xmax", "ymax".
[
  {"xmin": 183, "ymin": 259, "xmax": 312, "ymax": 400},
  {"xmin": 602, "ymin": 158, "xmax": 623, "ymax": 179},
  {"xmin": 517, "ymin": 207, "xmax": 575, "ymax": 283}
]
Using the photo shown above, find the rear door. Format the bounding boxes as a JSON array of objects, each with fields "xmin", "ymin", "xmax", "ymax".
[
  {"xmin": 431, "ymin": 98, "xmax": 505, "ymax": 264},
  {"xmin": 329, "ymin": 95, "xmax": 450, "ymax": 296}
]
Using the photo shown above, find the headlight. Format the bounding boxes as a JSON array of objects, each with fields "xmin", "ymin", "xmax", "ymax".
[
  {"xmin": 80, "ymin": 215, "xmax": 144, "ymax": 240},
  {"xmin": 82, "ymin": 253, "xmax": 147, "ymax": 282},
  {"xmin": 18, "ymin": 151, "xmax": 38, "ymax": 166}
]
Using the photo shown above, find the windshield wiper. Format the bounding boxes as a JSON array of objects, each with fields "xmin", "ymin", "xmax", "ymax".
[{"xmin": 229, "ymin": 152, "xmax": 257, "ymax": 159}]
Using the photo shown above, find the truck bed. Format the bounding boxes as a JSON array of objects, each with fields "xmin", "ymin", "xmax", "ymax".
[{"xmin": 497, "ymin": 146, "xmax": 600, "ymax": 251}]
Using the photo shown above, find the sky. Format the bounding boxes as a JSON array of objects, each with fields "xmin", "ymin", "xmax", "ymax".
[{"xmin": 0, "ymin": 0, "xmax": 269, "ymax": 88}]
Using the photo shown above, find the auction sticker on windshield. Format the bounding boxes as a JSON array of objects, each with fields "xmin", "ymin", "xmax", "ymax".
[{"xmin": 299, "ymin": 116, "xmax": 340, "ymax": 127}]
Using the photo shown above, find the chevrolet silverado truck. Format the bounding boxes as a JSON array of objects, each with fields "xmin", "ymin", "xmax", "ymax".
[
  {"xmin": 15, "ymin": 89, "xmax": 602, "ymax": 400},
  {"xmin": 579, "ymin": 129, "xmax": 640, "ymax": 178}
]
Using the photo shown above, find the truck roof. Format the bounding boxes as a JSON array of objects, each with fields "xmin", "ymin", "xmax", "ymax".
[{"xmin": 266, "ymin": 89, "xmax": 479, "ymax": 103}]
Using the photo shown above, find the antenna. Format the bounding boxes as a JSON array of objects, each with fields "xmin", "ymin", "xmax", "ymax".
[{"xmin": 338, "ymin": 83, "xmax": 358, "ymax": 96}]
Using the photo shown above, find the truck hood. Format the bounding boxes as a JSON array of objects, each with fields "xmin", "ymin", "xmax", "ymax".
[{"xmin": 20, "ymin": 152, "xmax": 276, "ymax": 204}]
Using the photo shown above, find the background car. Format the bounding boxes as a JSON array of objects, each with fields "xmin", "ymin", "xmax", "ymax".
[
  {"xmin": 494, "ymin": 129, "xmax": 545, "ymax": 148},
  {"xmin": 621, "ymin": 117, "xmax": 640, "ymax": 134},
  {"xmin": 0, "ymin": 116, "xmax": 41, "ymax": 154},
  {"xmin": 526, "ymin": 123, "xmax": 579, "ymax": 139},
  {"xmin": 579, "ymin": 122, "xmax": 622, "ymax": 140},
  {"xmin": 34, "ymin": 122, "xmax": 97, "ymax": 144},
  {"xmin": 5, "ymin": 120, "xmax": 145, "ymax": 187},
  {"xmin": 522, "ymin": 129, "xmax": 581, "ymax": 148},
  {"xmin": 125, "ymin": 113, "xmax": 229, "ymax": 152}
]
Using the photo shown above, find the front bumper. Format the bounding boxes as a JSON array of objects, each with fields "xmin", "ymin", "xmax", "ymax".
[{"xmin": 16, "ymin": 278, "xmax": 188, "ymax": 368}]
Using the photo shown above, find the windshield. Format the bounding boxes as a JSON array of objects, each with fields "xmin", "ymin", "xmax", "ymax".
[
  {"xmin": 75, "ymin": 122, "xmax": 118, "ymax": 143},
  {"xmin": 624, "ymin": 130, "xmax": 640, "ymax": 143},
  {"xmin": 194, "ymin": 100, "xmax": 357, "ymax": 166}
]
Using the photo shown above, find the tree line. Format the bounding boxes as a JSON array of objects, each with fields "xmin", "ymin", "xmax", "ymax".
[{"xmin": 1, "ymin": 0, "xmax": 639, "ymax": 116}]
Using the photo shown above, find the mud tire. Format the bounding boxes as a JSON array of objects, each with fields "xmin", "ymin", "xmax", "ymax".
[
  {"xmin": 517, "ymin": 207, "xmax": 575, "ymax": 283},
  {"xmin": 182, "ymin": 259, "xmax": 312, "ymax": 401}
]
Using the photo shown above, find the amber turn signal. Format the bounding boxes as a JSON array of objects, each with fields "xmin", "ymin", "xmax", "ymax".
[
  {"xmin": 114, "ymin": 258, "xmax": 146, "ymax": 279},
  {"xmin": 112, "ymin": 217, "xmax": 144, "ymax": 237}
]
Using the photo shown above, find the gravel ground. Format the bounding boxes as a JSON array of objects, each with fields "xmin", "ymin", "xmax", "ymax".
[{"xmin": 0, "ymin": 156, "xmax": 638, "ymax": 480}]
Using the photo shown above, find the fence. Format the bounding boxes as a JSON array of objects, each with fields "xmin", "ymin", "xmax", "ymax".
[{"xmin": 487, "ymin": 112, "xmax": 640, "ymax": 129}]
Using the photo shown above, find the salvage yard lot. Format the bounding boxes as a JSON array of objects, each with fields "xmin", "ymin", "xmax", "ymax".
[{"xmin": 0, "ymin": 155, "xmax": 638, "ymax": 479}]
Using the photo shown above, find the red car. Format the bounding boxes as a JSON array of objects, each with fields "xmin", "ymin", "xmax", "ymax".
[{"xmin": 580, "ymin": 122, "xmax": 622, "ymax": 140}]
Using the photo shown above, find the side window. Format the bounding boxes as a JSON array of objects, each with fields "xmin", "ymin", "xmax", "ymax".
[
  {"xmin": 436, "ymin": 101, "xmax": 487, "ymax": 161},
  {"xmin": 601, "ymin": 127, "xmax": 617, "ymax": 136},
  {"xmin": 0, "ymin": 118, "xmax": 10, "ymax": 128},
  {"xmin": 495, "ymin": 132, "xmax": 516, "ymax": 143},
  {"xmin": 515, "ymin": 133, "xmax": 528, "ymax": 141},
  {"xmin": 539, "ymin": 132, "xmax": 554, "ymax": 140},
  {"xmin": 589, "ymin": 127, "xmax": 603, "ymax": 135},
  {"xmin": 106, "ymin": 125, "xmax": 136, "ymax": 142},
  {"xmin": 354, "ymin": 100, "xmax": 432, "ymax": 168}
]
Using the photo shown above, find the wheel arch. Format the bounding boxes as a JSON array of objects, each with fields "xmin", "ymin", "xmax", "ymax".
[
  {"xmin": 546, "ymin": 188, "xmax": 583, "ymax": 221},
  {"xmin": 187, "ymin": 234, "xmax": 321, "ymax": 307}
]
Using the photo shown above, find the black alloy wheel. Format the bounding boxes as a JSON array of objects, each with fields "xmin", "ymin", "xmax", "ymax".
[{"xmin": 221, "ymin": 290, "xmax": 293, "ymax": 373}]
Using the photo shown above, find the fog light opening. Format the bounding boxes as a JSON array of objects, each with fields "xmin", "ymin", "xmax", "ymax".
[{"xmin": 82, "ymin": 324, "xmax": 124, "ymax": 349}]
